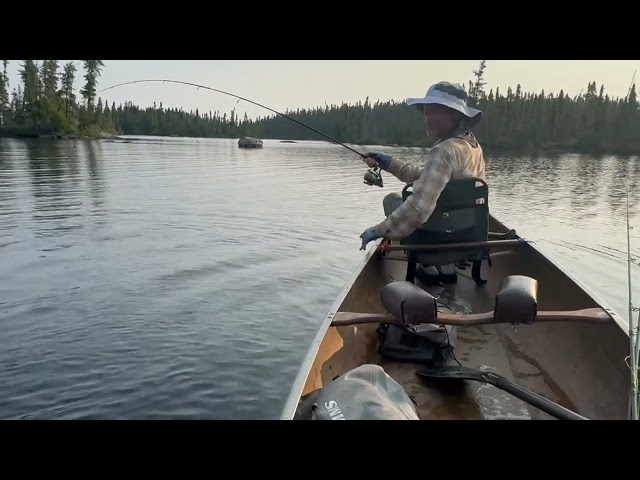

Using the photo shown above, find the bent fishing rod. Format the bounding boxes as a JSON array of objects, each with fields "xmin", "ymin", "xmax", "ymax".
[
  {"xmin": 625, "ymin": 186, "xmax": 639, "ymax": 420},
  {"xmin": 98, "ymin": 79, "xmax": 387, "ymax": 187}
]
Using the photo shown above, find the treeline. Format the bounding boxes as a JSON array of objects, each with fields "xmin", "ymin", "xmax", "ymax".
[
  {"xmin": 1, "ymin": 60, "xmax": 639, "ymax": 155},
  {"xmin": 0, "ymin": 60, "xmax": 109, "ymax": 137},
  {"xmin": 241, "ymin": 61, "xmax": 639, "ymax": 155}
]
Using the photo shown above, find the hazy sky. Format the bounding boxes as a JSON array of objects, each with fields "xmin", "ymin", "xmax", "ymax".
[{"xmin": 6, "ymin": 60, "xmax": 639, "ymax": 119}]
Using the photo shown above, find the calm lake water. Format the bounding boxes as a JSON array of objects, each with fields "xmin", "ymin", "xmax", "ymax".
[{"xmin": 1, "ymin": 136, "xmax": 639, "ymax": 419}]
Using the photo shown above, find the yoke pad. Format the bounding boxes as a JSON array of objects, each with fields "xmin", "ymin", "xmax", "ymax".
[
  {"xmin": 380, "ymin": 281, "xmax": 438, "ymax": 325},
  {"xmin": 494, "ymin": 275, "xmax": 538, "ymax": 325}
]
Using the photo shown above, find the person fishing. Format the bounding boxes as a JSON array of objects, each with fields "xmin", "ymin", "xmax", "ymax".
[{"xmin": 359, "ymin": 81, "xmax": 485, "ymax": 278}]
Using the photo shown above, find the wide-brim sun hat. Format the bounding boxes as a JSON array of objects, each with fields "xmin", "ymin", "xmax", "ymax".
[{"xmin": 406, "ymin": 81, "xmax": 483, "ymax": 128}]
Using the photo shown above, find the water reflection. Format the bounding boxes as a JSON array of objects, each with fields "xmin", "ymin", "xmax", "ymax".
[
  {"xmin": 24, "ymin": 140, "xmax": 84, "ymax": 239},
  {"xmin": 0, "ymin": 139, "xmax": 20, "ymax": 242},
  {"xmin": 488, "ymin": 152, "xmax": 640, "ymax": 221},
  {"xmin": 570, "ymin": 154, "xmax": 602, "ymax": 219},
  {"xmin": 82, "ymin": 141, "xmax": 107, "ymax": 226},
  {"xmin": 606, "ymin": 156, "xmax": 625, "ymax": 215},
  {"xmin": 1, "ymin": 136, "xmax": 639, "ymax": 421},
  {"xmin": 0, "ymin": 138, "xmax": 15, "ymax": 170}
]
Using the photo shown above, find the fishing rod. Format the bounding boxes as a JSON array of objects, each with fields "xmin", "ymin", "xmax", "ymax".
[
  {"xmin": 97, "ymin": 79, "xmax": 385, "ymax": 187},
  {"xmin": 626, "ymin": 187, "xmax": 639, "ymax": 420}
]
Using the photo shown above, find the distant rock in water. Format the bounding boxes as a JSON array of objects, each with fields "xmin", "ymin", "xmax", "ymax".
[
  {"xmin": 279, "ymin": 140, "xmax": 297, "ymax": 143},
  {"xmin": 238, "ymin": 137, "xmax": 263, "ymax": 149}
]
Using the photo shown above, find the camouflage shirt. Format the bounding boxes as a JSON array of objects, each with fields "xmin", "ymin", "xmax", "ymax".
[{"xmin": 375, "ymin": 132, "xmax": 486, "ymax": 240}]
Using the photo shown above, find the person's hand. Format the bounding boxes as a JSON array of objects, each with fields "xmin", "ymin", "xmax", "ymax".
[
  {"xmin": 364, "ymin": 152, "xmax": 392, "ymax": 171},
  {"xmin": 359, "ymin": 226, "xmax": 381, "ymax": 250}
]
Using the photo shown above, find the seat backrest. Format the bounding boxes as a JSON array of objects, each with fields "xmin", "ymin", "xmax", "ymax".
[{"xmin": 402, "ymin": 177, "xmax": 489, "ymax": 266}]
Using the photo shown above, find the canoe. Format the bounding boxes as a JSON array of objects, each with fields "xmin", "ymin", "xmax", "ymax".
[{"xmin": 281, "ymin": 215, "xmax": 633, "ymax": 420}]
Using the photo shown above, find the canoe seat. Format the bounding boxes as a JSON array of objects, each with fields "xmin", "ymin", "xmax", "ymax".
[{"xmin": 401, "ymin": 177, "xmax": 489, "ymax": 285}]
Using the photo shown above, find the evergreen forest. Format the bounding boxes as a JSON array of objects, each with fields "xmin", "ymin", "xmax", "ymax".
[{"xmin": 0, "ymin": 60, "xmax": 638, "ymax": 155}]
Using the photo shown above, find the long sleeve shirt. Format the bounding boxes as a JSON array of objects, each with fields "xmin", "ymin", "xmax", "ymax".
[{"xmin": 374, "ymin": 132, "xmax": 486, "ymax": 240}]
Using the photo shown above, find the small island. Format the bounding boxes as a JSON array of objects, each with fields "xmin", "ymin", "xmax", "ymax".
[{"xmin": 0, "ymin": 60, "xmax": 121, "ymax": 140}]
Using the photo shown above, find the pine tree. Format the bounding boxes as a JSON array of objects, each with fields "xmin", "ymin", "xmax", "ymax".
[
  {"xmin": 470, "ymin": 60, "xmax": 487, "ymax": 105},
  {"xmin": 60, "ymin": 61, "xmax": 77, "ymax": 119},
  {"xmin": 0, "ymin": 60, "xmax": 10, "ymax": 125}
]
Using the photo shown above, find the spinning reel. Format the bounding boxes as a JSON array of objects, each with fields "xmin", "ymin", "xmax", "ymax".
[{"xmin": 364, "ymin": 167, "xmax": 384, "ymax": 187}]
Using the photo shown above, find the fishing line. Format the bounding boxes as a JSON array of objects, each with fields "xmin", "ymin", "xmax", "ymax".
[{"xmin": 97, "ymin": 79, "xmax": 368, "ymax": 159}]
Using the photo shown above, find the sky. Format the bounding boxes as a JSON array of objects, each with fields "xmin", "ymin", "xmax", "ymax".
[{"xmin": 5, "ymin": 60, "xmax": 639, "ymax": 119}]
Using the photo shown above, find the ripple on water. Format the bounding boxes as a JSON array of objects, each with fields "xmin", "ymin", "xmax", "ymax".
[{"xmin": 0, "ymin": 137, "xmax": 638, "ymax": 419}]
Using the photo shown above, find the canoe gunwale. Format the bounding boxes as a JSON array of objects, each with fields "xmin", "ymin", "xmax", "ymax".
[{"xmin": 279, "ymin": 238, "xmax": 384, "ymax": 420}]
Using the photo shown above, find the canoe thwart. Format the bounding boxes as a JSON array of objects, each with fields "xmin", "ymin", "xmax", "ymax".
[
  {"xmin": 330, "ymin": 275, "xmax": 613, "ymax": 328},
  {"xmin": 378, "ymin": 238, "xmax": 527, "ymax": 254},
  {"xmin": 330, "ymin": 308, "xmax": 611, "ymax": 327}
]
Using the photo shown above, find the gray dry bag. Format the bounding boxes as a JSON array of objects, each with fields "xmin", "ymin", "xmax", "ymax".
[{"xmin": 297, "ymin": 364, "xmax": 419, "ymax": 420}]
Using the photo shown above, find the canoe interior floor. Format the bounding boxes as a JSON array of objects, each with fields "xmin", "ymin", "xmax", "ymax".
[
  {"xmin": 334, "ymin": 257, "xmax": 571, "ymax": 420},
  {"xmin": 388, "ymin": 269, "xmax": 562, "ymax": 420},
  {"xmin": 296, "ymin": 247, "xmax": 630, "ymax": 420},
  {"xmin": 358, "ymin": 316, "xmax": 541, "ymax": 420},
  {"xmin": 377, "ymin": 324, "xmax": 551, "ymax": 420},
  {"xmin": 372, "ymin": 257, "xmax": 537, "ymax": 419}
]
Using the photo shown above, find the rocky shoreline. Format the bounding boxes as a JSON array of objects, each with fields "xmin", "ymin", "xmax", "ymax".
[
  {"xmin": 0, "ymin": 128, "xmax": 127, "ymax": 141},
  {"xmin": 37, "ymin": 132, "xmax": 124, "ymax": 141}
]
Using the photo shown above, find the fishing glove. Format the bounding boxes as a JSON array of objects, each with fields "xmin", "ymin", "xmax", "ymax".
[
  {"xmin": 360, "ymin": 226, "xmax": 381, "ymax": 250},
  {"xmin": 365, "ymin": 152, "xmax": 392, "ymax": 171}
]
